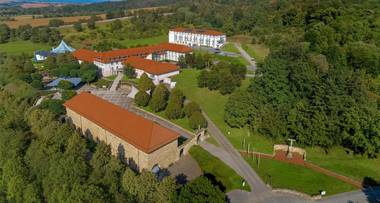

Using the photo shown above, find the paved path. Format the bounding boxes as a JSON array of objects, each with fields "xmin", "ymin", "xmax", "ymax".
[
  {"xmin": 318, "ymin": 187, "xmax": 380, "ymax": 203},
  {"xmin": 110, "ymin": 72, "xmax": 123, "ymax": 91},
  {"xmin": 233, "ymin": 43, "xmax": 257, "ymax": 72},
  {"xmin": 201, "ymin": 113, "xmax": 272, "ymax": 202}
]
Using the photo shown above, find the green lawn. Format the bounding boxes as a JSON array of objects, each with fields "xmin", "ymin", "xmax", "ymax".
[
  {"xmin": 190, "ymin": 145, "xmax": 250, "ymax": 192},
  {"xmin": 245, "ymin": 157, "xmax": 356, "ymax": 196},
  {"xmin": 242, "ymin": 44, "xmax": 269, "ymax": 64},
  {"xmin": 221, "ymin": 43, "xmax": 239, "ymax": 53},
  {"xmin": 173, "ymin": 69, "xmax": 378, "ymax": 193},
  {"xmin": 0, "ymin": 40, "xmax": 50, "ymax": 55},
  {"xmin": 307, "ymin": 147, "xmax": 380, "ymax": 183},
  {"xmin": 174, "ymin": 69, "xmax": 274, "ymax": 154},
  {"xmin": 120, "ymin": 35, "xmax": 167, "ymax": 47}
]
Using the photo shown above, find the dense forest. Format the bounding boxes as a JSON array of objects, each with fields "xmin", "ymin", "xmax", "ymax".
[
  {"xmin": 0, "ymin": 54, "xmax": 226, "ymax": 202},
  {"xmin": 214, "ymin": 0, "xmax": 380, "ymax": 156}
]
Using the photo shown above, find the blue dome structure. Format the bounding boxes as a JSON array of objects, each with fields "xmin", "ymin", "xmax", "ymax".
[{"xmin": 51, "ymin": 40, "xmax": 76, "ymax": 54}]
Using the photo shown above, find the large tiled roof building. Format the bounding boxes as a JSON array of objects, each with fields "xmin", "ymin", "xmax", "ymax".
[{"xmin": 64, "ymin": 92, "xmax": 182, "ymax": 171}]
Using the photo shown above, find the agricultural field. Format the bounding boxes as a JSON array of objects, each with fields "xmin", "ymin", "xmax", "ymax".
[
  {"xmin": 0, "ymin": 40, "xmax": 50, "ymax": 55},
  {"xmin": 1, "ymin": 14, "xmax": 105, "ymax": 28}
]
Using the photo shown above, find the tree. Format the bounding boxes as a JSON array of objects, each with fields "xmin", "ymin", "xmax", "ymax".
[
  {"xmin": 124, "ymin": 65, "xmax": 136, "ymax": 78},
  {"xmin": 134, "ymin": 91, "xmax": 150, "ymax": 107},
  {"xmin": 175, "ymin": 176, "xmax": 225, "ymax": 203},
  {"xmin": 165, "ymin": 102, "xmax": 184, "ymax": 120},
  {"xmin": 189, "ymin": 111, "xmax": 207, "ymax": 129},
  {"xmin": 0, "ymin": 24, "xmax": 10, "ymax": 43},
  {"xmin": 48, "ymin": 19, "xmax": 64, "ymax": 27},
  {"xmin": 87, "ymin": 16, "xmax": 96, "ymax": 30},
  {"xmin": 39, "ymin": 99, "xmax": 65, "ymax": 116},
  {"xmin": 219, "ymin": 71, "xmax": 236, "ymax": 95},
  {"xmin": 184, "ymin": 102, "xmax": 201, "ymax": 118},
  {"xmin": 73, "ymin": 21, "xmax": 83, "ymax": 32},
  {"xmin": 57, "ymin": 80, "xmax": 73, "ymax": 90},
  {"xmin": 138, "ymin": 73, "xmax": 155, "ymax": 92},
  {"xmin": 62, "ymin": 90, "xmax": 77, "ymax": 101},
  {"xmin": 225, "ymin": 91, "xmax": 254, "ymax": 128},
  {"xmin": 149, "ymin": 84, "xmax": 169, "ymax": 112},
  {"xmin": 110, "ymin": 19, "xmax": 123, "ymax": 33}
]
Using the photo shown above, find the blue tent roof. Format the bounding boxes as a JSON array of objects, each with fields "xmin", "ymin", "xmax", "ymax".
[
  {"xmin": 51, "ymin": 40, "xmax": 76, "ymax": 54},
  {"xmin": 46, "ymin": 77, "xmax": 82, "ymax": 88}
]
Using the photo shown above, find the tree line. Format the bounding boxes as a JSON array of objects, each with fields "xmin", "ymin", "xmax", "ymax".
[{"xmin": 224, "ymin": 0, "xmax": 380, "ymax": 156}]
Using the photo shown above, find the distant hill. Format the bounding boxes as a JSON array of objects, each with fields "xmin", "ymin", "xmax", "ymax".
[{"xmin": 0, "ymin": 0, "xmax": 117, "ymax": 3}]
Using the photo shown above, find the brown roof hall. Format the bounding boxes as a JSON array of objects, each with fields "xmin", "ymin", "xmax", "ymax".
[{"xmin": 64, "ymin": 92, "xmax": 181, "ymax": 171}]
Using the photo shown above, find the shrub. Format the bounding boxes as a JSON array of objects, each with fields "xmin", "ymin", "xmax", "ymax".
[
  {"xmin": 138, "ymin": 73, "xmax": 155, "ymax": 91},
  {"xmin": 184, "ymin": 102, "xmax": 201, "ymax": 117},
  {"xmin": 31, "ymin": 80, "xmax": 43, "ymax": 89},
  {"xmin": 124, "ymin": 65, "xmax": 136, "ymax": 78},
  {"xmin": 189, "ymin": 111, "xmax": 207, "ymax": 130},
  {"xmin": 149, "ymin": 84, "xmax": 169, "ymax": 112},
  {"xmin": 135, "ymin": 91, "xmax": 150, "ymax": 107},
  {"xmin": 57, "ymin": 80, "xmax": 73, "ymax": 90},
  {"xmin": 62, "ymin": 90, "xmax": 77, "ymax": 101},
  {"xmin": 165, "ymin": 102, "xmax": 184, "ymax": 120}
]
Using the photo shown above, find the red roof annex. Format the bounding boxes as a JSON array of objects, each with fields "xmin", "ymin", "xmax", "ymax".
[
  {"xmin": 124, "ymin": 57, "xmax": 179, "ymax": 75},
  {"xmin": 72, "ymin": 43, "xmax": 192, "ymax": 64},
  {"xmin": 170, "ymin": 28, "xmax": 225, "ymax": 36},
  {"xmin": 64, "ymin": 92, "xmax": 180, "ymax": 153}
]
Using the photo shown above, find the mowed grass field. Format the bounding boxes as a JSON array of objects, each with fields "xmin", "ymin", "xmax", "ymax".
[
  {"xmin": 190, "ymin": 145, "xmax": 250, "ymax": 192},
  {"xmin": 245, "ymin": 157, "xmax": 356, "ymax": 196},
  {"xmin": 173, "ymin": 69, "xmax": 274, "ymax": 154},
  {"xmin": 173, "ymin": 69, "xmax": 380, "ymax": 193},
  {"xmin": 0, "ymin": 40, "xmax": 50, "ymax": 55},
  {"xmin": 2, "ymin": 14, "xmax": 106, "ymax": 28}
]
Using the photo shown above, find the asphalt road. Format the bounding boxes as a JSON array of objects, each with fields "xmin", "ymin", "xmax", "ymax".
[{"xmin": 233, "ymin": 43, "xmax": 257, "ymax": 72}]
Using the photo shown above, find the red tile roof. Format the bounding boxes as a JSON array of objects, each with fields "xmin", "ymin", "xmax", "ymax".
[
  {"xmin": 72, "ymin": 49, "xmax": 100, "ymax": 63},
  {"xmin": 170, "ymin": 28, "xmax": 225, "ymax": 36},
  {"xmin": 124, "ymin": 57, "xmax": 179, "ymax": 75},
  {"xmin": 72, "ymin": 43, "xmax": 192, "ymax": 64},
  {"xmin": 64, "ymin": 92, "xmax": 180, "ymax": 154}
]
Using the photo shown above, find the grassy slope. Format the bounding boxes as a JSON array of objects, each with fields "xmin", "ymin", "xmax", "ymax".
[
  {"xmin": 120, "ymin": 35, "xmax": 167, "ymax": 47},
  {"xmin": 221, "ymin": 43, "xmax": 240, "ymax": 53},
  {"xmin": 307, "ymin": 147, "xmax": 380, "ymax": 183},
  {"xmin": 0, "ymin": 41, "xmax": 50, "ymax": 55},
  {"xmin": 174, "ymin": 69, "xmax": 379, "ymax": 193},
  {"xmin": 190, "ymin": 145, "xmax": 250, "ymax": 192},
  {"xmin": 245, "ymin": 157, "xmax": 356, "ymax": 196},
  {"xmin": 242, "ymin": 44, "xmax": 270, "ymax": 64},
  {"xmin": 173, "ymin": 69, "xmax": 274, "ymax": 154}
]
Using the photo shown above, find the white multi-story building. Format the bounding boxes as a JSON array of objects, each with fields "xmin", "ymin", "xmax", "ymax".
[
  {"xmin": 73, "ymin": 43, "xmax": 192, "ymax": 77},
  {"xmin": 169, "ymin": 28, "xmax": 227, "ymax": 48}
]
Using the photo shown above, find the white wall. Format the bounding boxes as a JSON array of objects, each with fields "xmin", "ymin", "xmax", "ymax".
[
  {"xmin": 169, "ymin": 31, "xmax": 226, "ymax": 48},
  {"xmin": 135, "ymin": 68, "xmax": 180, "ymax": 85}
]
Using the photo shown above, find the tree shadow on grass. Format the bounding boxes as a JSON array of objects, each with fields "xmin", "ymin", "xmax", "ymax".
[
  {"xmin": 204, "ymin": 173, "xmax": 227, "ymax": 193},
  {"xmin": 361, "ymin": 177, "xmax": 380, "ymax": 203}
]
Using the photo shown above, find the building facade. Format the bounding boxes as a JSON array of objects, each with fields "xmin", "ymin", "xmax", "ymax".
[
  {"xmin": 73, "ymin": 43, "xmax": 192, "ymax": 77},
  {"xmin": 124, "ymin": 57, "xmax": 180, "ymax": 85},
  {"xmin": 169, "ymin": 28, "xmax": 227, "ymax": 48},
  {"xmin": 64, "ymin": 92, "xmax": 182, "ymax": 171}
]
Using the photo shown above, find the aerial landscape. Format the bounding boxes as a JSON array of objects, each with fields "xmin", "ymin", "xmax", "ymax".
[{"xmin": 0, "ymin": 0, "xmax": 379, "ymax": 203}]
